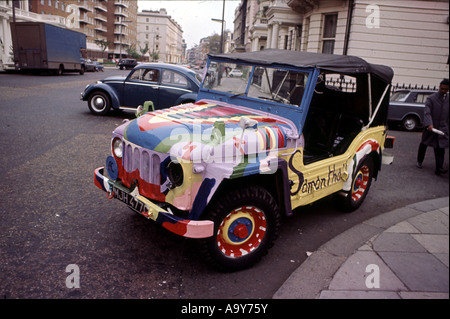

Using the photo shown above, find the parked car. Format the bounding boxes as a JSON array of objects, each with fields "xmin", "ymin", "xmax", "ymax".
[
  {"xmin": 228, "ymin": 68, "xmax": 243, "ymax": 77},
  {"xmin": 84, "ymin": 59, "xmax": 103, "ymax": 72},
  {"xmin": 93, "ymin": 50, "xmax": 395, "ymax": 271},
  {"xmin": 388, "ymin": 89, "xmax": 436, "ymax": 131},
  {"xmin": 81, "ymin": 63, "xmax": 201, "ymax": 115},
  {"xmin": 117, "ymin": 58, "xmax": 137, "ymax": 70}
]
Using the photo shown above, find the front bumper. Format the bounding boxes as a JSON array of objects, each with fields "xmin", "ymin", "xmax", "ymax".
[
  {"xmin": 94, "ymin": 167, "xmax": 214, "ymax": 239},
  {"xmin": 80, "ymin": 85, "xmax": 90, "ymax": 100}
]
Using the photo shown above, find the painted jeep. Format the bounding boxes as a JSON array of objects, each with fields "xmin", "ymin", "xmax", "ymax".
[{"xmin": 94, "ymin": 50, "xmax": 394, "ymax": 271}]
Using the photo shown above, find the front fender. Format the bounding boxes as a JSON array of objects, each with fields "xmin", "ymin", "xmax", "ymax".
[
  {"xmin": 401, "ymin": 112, "xmax": 423, "ymax": 124},
  {"xmin": 175, "ymin": 93, "xmax": 198, "ymax": 105},
  {"xmin": 83, "ymin": 84, "xmax": 121, "ymax": 110}
]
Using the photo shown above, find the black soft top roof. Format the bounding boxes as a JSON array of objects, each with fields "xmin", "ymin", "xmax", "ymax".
[{"xmin": 209, "ymin": 49, "xmax": 394, "ymax": 83}]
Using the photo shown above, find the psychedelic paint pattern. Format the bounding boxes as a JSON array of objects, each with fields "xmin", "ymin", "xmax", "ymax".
[
  {"xmin": 92, "ymin": 50, "xmax": 394, "ymax": 271},
  {"xmin": 94, "ymin": 99, "xmax": 297, "ymax": 238}
]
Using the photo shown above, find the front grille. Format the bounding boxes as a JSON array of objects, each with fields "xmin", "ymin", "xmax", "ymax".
[{"xmin": 122, "ymin": 140, "xmax": 163, "ymax": 197}]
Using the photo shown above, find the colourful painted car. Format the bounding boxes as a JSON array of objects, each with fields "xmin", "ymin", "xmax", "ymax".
[{"xmin": 94, "ymin": 49, "xmax": 395, "ymax": 271}]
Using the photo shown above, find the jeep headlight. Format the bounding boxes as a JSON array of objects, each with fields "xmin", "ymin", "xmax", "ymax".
[
  {"xmin": 112, "ymin": 138, "xmax": 123, "ymax": 158},
  {"xmin": 167, "ymin": 161, "xmax": 183, "ymax": 188}
]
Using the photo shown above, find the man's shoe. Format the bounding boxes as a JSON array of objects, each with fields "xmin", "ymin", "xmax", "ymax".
[
  {"xmin": 416, "ymin": 162, "xmax": 423, "ymax": 168},
  {"xmin": 435, "ymin": 168, "xmax": 448, "ymax": 176}
]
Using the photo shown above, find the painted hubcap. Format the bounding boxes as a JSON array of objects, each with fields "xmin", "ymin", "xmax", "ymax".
[
  {"xmin": 217, "ymin": 207, "xmax": 266, "ymax": 258},
  {"xmin": 352, "ymin": 165, "xmax": 369, "ymax": 201}
]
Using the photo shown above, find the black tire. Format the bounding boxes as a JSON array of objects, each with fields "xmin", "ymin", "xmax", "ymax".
[
  {"xmin": 336, "ymin": 156, "xmax": 374, "ymax": 212},
  {"xmin": 88, "ymin": 91, "xmax": 111, "ymax": 115},
  {"xmin": 199, "ymin": 185, "xmax": 280, "ymax": 272}
]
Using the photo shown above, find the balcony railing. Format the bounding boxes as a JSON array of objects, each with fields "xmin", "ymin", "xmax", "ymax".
[
  {"xmin": 94, "ymin": 0, "xmax": 107, "ymax": 12},
  {"xmin": 94, "ymin": 13, "xmax": 107, "ymax": 23},
  {"xmin": 94, "ymin": 23, "xmax": 107, "ymax": 33},
  {"xmin": 114, "ymin": 8, "xmax": 128, "ymax": 17},
  {"xmin": 114, "ymin": 26, "xmax": 129, "ymax": 36},
  {"xmin": 79, "ymin": 0, "xmax": 94, "ymax": 12},
  {"xmin": 3, "ymin": 5, "xmax": 66, "ymax": 26},
  {"xmin": 114, "ymin": 0, "xmax": 129, "ymax": 8}
]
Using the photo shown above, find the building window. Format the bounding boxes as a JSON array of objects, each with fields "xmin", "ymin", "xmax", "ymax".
[{"xmin": 322, "ymin": 13, "xmax": 337, "ymax": 54}]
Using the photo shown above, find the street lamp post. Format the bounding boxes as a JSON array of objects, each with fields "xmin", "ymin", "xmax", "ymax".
[
  {"xmin": 211, "ymin": 18, "xmax": 226, "ymax": 53},
  {"xmin": 211, "ymin": 0, "xmax": 226, "ymax": 53}
]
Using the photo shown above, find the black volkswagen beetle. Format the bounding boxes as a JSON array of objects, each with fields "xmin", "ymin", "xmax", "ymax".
[{"xmin": 81, "ymin": 63, "xmax": 202, "ymax": 115}]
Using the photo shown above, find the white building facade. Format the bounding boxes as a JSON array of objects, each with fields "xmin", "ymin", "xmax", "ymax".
[
  {"xmin": 234, "ymin": 0, "xmax": 449, "ymax": 87},
  {"xmin": 137, "ymin": 9, "xmax": 184, "ymax": 64},
  {"xmin": 290, "ymin": 0, "xmax": 449, "ymax": 87}
]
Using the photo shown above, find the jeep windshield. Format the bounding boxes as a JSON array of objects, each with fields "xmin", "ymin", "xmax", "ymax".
[{"xmin": 201, "ymin": 61, "xmax": 310, "ymax": 107}]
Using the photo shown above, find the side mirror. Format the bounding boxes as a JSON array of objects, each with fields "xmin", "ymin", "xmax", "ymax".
[{"xmin": 240, "ymin": 116, "xmax": 258, "ymax": 130}]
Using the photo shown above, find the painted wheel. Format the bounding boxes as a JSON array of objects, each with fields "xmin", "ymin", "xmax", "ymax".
[
  {"xmin": 336, "ymin": 156, "xmax": 374, "ymax": 212},
  {"xmin": 217, "ymin": 207, "xmax": 266, "ymax": 258},
  {"xmin": 199, "ymin": 185, "xmax": 280, "ymax": 271},
  {"xmin": 351, "ymin": 164, "xmax": 370, "ymax": 202},
  {"xmin": 88, "ymin": 91, "xmax": 111, "ymax": 115}
]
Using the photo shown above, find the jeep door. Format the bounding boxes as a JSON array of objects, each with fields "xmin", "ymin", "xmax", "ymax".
[{"xmin": 122, "ymin": 67, "xmax": 160, "ymax": 109}]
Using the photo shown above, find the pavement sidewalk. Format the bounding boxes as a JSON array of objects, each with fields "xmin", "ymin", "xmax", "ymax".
[{"xmin": 273, "ymin": 197, "xmax": 449, "ymax": 299}]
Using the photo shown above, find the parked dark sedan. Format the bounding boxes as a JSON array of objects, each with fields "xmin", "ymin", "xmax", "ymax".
[
  {"xmin": 84, "ymin": 59, "xmax": 104, "ymax": 72},
  {"xmin": 117, "ymin": 58, "xmax": 138, "ymax": 70},
  {"xmin": 81, "ymin": 63, "xmax": 202, "ymax": 115},
  {"xmin": 387, "ymin": 89, "xmax": 436, "ymax": 131}
]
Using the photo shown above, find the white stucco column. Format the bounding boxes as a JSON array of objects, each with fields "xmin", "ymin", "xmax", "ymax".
[
  {"xmin": 271, "ymin": 22, "xmax": 279, "ymax": 49},
  {"xmin": 252, "ymin": 36, "xmax": 259, "ymax": 52},
  {"xmin": 267, "ymin": 25, "xmax": 272, "ymax": 49},
  {"xmin": 0, "ymin": 12, "xmax": 12, "ymax": 69}
]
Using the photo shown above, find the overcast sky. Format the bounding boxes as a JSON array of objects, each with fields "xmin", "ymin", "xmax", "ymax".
[{"xmin": 137, "ymin": 0, "xmax": 240, "ymax": 49}]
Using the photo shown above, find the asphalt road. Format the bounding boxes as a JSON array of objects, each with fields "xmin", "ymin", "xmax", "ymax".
[{"xmin": 0, "ymin": 69, "xmax": 448, "ymax": 299}]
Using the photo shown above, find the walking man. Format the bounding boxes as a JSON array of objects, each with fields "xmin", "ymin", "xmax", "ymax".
[{"xmin": 417, "ymin": 78, "xmax": 449, "ymax": 176}]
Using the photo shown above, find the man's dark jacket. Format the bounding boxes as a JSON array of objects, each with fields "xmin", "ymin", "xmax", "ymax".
[{"xmin": 421, "ymin": 92, "xmax": 449, "ymax": 148}]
